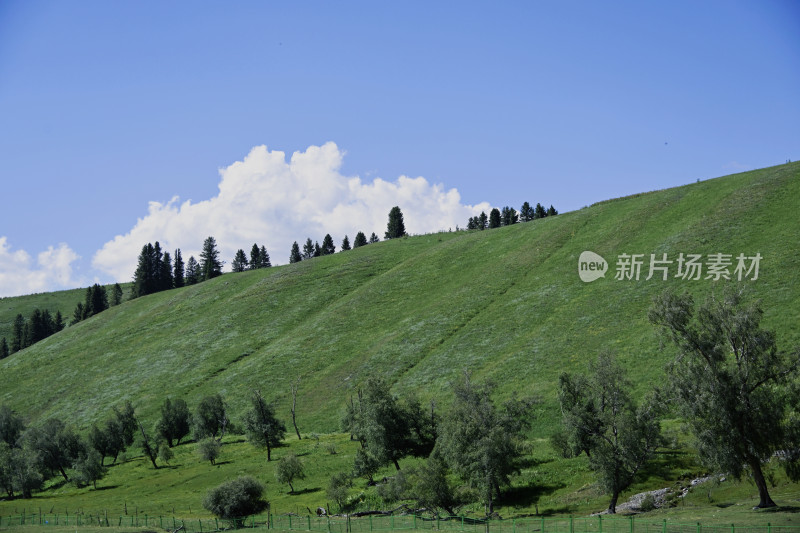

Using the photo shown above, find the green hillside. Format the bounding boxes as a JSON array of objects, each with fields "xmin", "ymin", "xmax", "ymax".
[{"xmin": 0, "ymin": 162, "xmax": 798, "ymax": 520}]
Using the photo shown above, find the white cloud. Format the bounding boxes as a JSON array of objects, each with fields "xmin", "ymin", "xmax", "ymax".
[
  {"xmin": 92, "ymin": 142, "xmax": 491, "ymax": 282},
  {"xmin": 0, "ymin": 237, "xmax": 81, "ymax": 297}
]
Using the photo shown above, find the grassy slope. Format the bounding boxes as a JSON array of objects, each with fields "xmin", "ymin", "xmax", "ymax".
[{"xmin": 0, "ymin": 162, "xmax": 798, "ymax": 521}]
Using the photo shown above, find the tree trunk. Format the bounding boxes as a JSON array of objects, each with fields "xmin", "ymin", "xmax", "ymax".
[
  {"xmin": 266, "ymin": 442, "xmax": 272, "ymax": 461},
  {"xmin": 289, "ymin": 481, "xmax": 294, "ymax": 493},
  {"xmin": 750, "ymin": 459, "xmax": 777, "ymax": 508},
  {"xmin": 608, "ymin": 491, "xmax": 619, "ymax": 514},
  {"xmin": 291, "ymin": 382, "xmax": 302, "ymax": 440},
  {"xmin": 59, "ymin": 465, "xmax": 70, "ymax": 482},
  {"xmin": 393, "ymin": 458, "xmax": 400, "ymax": 471}
]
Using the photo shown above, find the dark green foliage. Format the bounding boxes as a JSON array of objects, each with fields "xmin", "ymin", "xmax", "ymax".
[
  {"xmin": 160, "ymin": 251, "xmax": 174, "ymax": 291},
  {"xmin": 314, "ymin": 241, "xmax": 321, "ymax": 257},
  {"xmin": 158, "ymin": 443, "xmax": 174, "ymax": 464},
  {"xmin": 369, "ymin": 232, "xmax": 380, "ymax": 243},
  {"xmin": 173, "ymin": 249, "xmax": 185, "ymax": 288},
  {"xmin": 534, "ymin": 202, "xmax": 547, "ymax": 219},
  {"xmin": 488, "ymin": 208, "xmax": 501, "ymax": 229},
  {"xmin": 558, "ymin": 352, "xmax": 662, "ymax": 514},
  {"xmin": 344, "ymin": 377, "xmax": 434, "ymax": 474},
  {"xmin": 435, "ymin": 373, "xmax": 533, "ymax": 514},
  {"xmin": 11, "ymin": 314, "xmax": 24, "ymax": 352},
  {"xmin": 501, "ymin": 206, "xmax": 518, "ymax": 226},
  {"xmin": 185, "ymin": 256, "xmax": 200, "ymax": 285},
  {"xmin": 244, "ymin": 390, "xmax": 286, "ymax": 461},
  {"xmin": 250, "ymin": 244, "xmax": 261, "ymax": 269},
  {"xmin": 478, "ymin": 211, "xmax": 488, "ymax": 229},
  {"xmin": 649, "ymin": 287, "xmax": 800, "ymax": 509},
  {"xmin": 466, "ymin": 217, "xmax": 477, "ymax": 230},
  {"xmin": 321, "ymin": 234, "xmax": 336, "ymax": 255},
  {"xmin": 231, "ymin": 249, "xmax": 249, "ymax": 272},
  {"xmin": 385, "ymin": 206, "xmax": 407, "ymax": 239},
  {"xmin": 85, "ymin": 283, "xmax": 109, "ymax": 318},
  {"xmin": 519, "ymin": 201, "xmax": 534, "ymax": 222},
  {"xmin": 195, "ymin": 394, "xmax": 229, "ymax": 441},
  {"xmin": 71, "ymin": 303, "xmax": 84, "ymax": 326},
  {"xmin": 249, "ymin": 244, "xmax": 271, "ymax": 269},
  {"xmin": 547, "ymin": 205, "xmax": 558, "ymax": 216},
  {"xmin": 289, "ymin": 241, "xmax": 302, "ymax": 264},
  {"xmin": 203, "ymin": 476, "xmax": 268, "ymax": 524},
  {"xmin": 0, "ymin": 405, "xmax": 24, "ymax": 447},
  {"xmin": 200, "ymin": 236, "xmax": 223, "ymax": 281},
  {"xmin": 341, "ymin": 235, "xmax": 351, "ymax": 251},
  {"xmin": 0, "ymin": 338, "xmax": 7, "ymax": 359},
  {"xmin": 72, "ymin": 448, "xmax": 105, "ymax": 489},
  {"xmin": 110, "ymin": 283, "xmax": 124, "ymax": 306},
  {"xmin": 353, "ymin": 231, "xmax": 367, "ymax": 248},
  {"xmin": 275, "ymin": 452, "xmax": 305, "ymax": 492},
  {"xmin": 259, "ymin": 245, "xmax": 271, "ymax": 268},
  {"xmin": 25, "ymin": 418, "xmax": 85, "ymax": 482},
  {"xmin": 156, "ymin": 398, "xmax": 192, "ymax": 447},
  {"xmin": 302, "ymin": 238, "xmax": 315, "ymax": 260},
  {"xmin": 198, "ymin": 437, "xmax": 221, "ymax": 465}
]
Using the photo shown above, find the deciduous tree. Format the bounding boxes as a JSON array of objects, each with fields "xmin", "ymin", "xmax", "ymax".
[
  {"xmin": 649, "ymin": 287, "xmax": 800, "ymax": 509},
  {"xmin": 558, "ymin": 352, "xmax": 662, "ymax": 514},
  {"xmin": 244, "ymin": 390, "xmax": 285, "ymax": 461}
]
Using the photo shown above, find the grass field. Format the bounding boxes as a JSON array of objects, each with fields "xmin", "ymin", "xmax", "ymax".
[{"xmin": 0, "ymin": 162, "xmax": 798, "ymax": 524}]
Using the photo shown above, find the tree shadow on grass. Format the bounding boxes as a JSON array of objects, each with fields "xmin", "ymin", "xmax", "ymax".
[
  {"xmin": 517, "ymin": 456, "xmax": 554, "ymax": 469},
  {"xmin": 500, "ymin": 481, "xmax": 567, "ymax": 509},
  {"xmin": 94, "ymin": 485, "xmax": 121, "ymax": 491},
  {"xmin": 289, "ymin": 487, "xmax": 322, "ymax": 496}
]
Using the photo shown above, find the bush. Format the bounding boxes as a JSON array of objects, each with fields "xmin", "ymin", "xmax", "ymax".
[
  {"xmin": 198, "ymin": 438, "xmax": 221, "ymax": 465},
  {"xmin": 640, "ymin": 493, "xmax": 656, "ymax": 512},
  {"xmin": 549, "ymin": 429, "xmax": 574, "ymax": 459},
  {"xmin": 203, "ymin": 476, "xmax": 268, "ymax": 525}
]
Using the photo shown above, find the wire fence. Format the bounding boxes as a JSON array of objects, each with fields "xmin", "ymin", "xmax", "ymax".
[{"xmin": 0, "ymin": 512, "xmax": 798, "ymax": 533}]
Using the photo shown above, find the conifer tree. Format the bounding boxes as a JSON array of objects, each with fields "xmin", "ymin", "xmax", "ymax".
[
  {"xmin": 231, "ymin": 249, "xmax": 249, "ymax": 272},
  {"xmin": 321, "ymin": 234, "xmax": 336, "ymax": 255},
  {"xmin": 520, "ymin": 202, "xmax": 534, "ymax": 222},
  {"xmin": 185, "ymin": 256, "xmax": 200, "ymax": 285},
  {"xmin": 110, "ymin": 283, "xmax": 124, "ymax": 306},
  {"xmin": 478, "ymin": 211, "xmax": 488, "ymax": 230},
  {"xmin": 488, "ymin": 208, "xmax": 501, "ymax": 229},
  {"xmin": 0, "ymin": 338, "xmax": 8, "ymax": 359},
  {"xmin": 200, "ymin": 236, "xmax": 223, "ymax": 280},
  {"xmin": 314, "ymin": 242, "xmax": 321, "ymax": 257},
  {"xmin": 173, "ymin": 249, "xmax": 185, "ymax": 288},
  {"xmin": 289, "ymin": 242, "xmax": 302, "ymax": 264},
  {"xmin": 259, "ymin": 245, "xmax": 271, "ymax": 267},
  {"xmin": 160, "ymin": 252, "xmax": 174, "ymax": 291},
  {"xmin": 341, "ymin": 235, "xmax": 351, "ymax": 251},
  {"xmin": 369, "ymin": 232, "xmax": 380, "ymax": 243},
  {"xmin": 501, "ymin": 206, "xmax": 518, "ymax": 226},
  {"xmin": 354, "ymin": 232, "xmax": 368, "ymax": 248},
  {"xmin": 534, "ymin": 202, "xmax": 547, "ymax": 219},
  {"xmin": 11, "ymin": 314, "xmax": 24, "ymax": 353},
  {"xmin": 547, "ymin": 205, "xmax": 558, "ymax": 216},
  {"xmin": 250, "ymin": 244, "xmax": 261, "ymax": 270},
  {"xmin": 302, "ymin": 238, "xmax": 315, "ymax": 259},
  {"xmin": 54, "ymin": 310, "xmax": 65, "ymax": 332},
  {"xmin": 385, "ymin": 206, "xmax": 407, "ymax": 239}
]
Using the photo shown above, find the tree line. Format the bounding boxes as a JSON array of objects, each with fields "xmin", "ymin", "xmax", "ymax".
[{"xmin": 467, "ymin": 202, "xmax": 557, "ymax": 230}]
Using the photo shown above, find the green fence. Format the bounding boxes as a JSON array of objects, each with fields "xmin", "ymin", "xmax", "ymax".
[{"xmin": 1, "ymin": 513, "xmax": 798, "ymax": 533}]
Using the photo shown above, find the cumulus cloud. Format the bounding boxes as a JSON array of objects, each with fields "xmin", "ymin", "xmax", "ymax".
[
  {"xmin": 0, "ymin": 237, "xmax": 81, "ymax": 297},
  {"xmin": 92, "ymin": 142, "xmax": 491, "ymax": 282}
]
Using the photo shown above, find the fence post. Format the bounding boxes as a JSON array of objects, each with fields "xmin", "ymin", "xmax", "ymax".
[
  {"xmin": 290, "ymin": 515, "xmax": 293, "ymax": 529},
  {"xmin": 599, "ymin": 515, "xmax": 602, "ymax": 533},
  {"xmin": 630, "ymin": 516, "xmax": 634, "ymax": 533},
  {"xmin": 570, "ymin": 515, "xmax": 574, "ymax": 533},
  {"xmin": 541, "ymin": 516, "xmax": 544, "ymax": 533},
  {"xmin": 414, "ymin": 514, "xmax": 417, "ymax": 530},
  {"xmin": 309, "ymin": 516, "xmax": 312, "ymax": 530},
  {"xmin": 370, "ymin": 515, "xmax": 373, "ymax": 531},
  {"xmin": 768, "ymin": 524, "xmax": 771, "ymax": 533},
  {"xmin": 662, "ymin": 520, "xmax": 666, "ymax": 533},
  {"xmin": 199, "ymin": 519, "xmax": 203, "ymax": 532}
]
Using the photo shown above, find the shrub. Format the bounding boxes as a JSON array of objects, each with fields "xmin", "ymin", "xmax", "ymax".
[
  {"xmin": 203, "ymin": 476, "xmax": 268, "ymax": 526},
  {"xmin": 640, "ymin": 493, "xmax": 656, "ymax": 512},
  {"xmin": 198, "ymin": 438, "xmax": 221, "ymax": 465},
  {"xmin": 327, "ymin": 472, "xmax": 352, "ymax": 511}
]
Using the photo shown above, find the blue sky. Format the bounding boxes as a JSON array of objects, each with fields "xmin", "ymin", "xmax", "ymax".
[{"xmin": 0, "ymin": 1, "xmax": 798, "ymax": 296}]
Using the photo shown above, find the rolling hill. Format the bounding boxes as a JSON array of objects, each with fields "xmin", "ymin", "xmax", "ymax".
[{"xmin": 1, "ymin": 162, "xmax": 798, "ymax": 438}]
